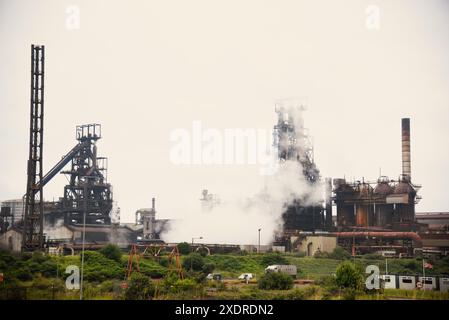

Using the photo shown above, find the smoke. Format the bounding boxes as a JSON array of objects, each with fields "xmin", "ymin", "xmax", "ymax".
[
  {"xmin": 43, "ymin": 218, "xmax": 66, "ymax": 240},
  {"xmin": 161, "ymin": 159, "xmax": 323, "ymax": 245}
]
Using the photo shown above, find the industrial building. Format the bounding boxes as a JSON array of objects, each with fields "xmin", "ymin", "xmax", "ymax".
[{"xmin": 1, "ymin": 45, "xmax": 448, "ymax": 259}]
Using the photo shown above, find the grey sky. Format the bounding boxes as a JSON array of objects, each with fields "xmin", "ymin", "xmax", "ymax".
[{"xmin": 1, "ymin": 0, "xmax": 448, "ymax": 230}]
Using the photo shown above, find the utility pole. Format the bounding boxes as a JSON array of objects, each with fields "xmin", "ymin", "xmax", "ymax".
[
  {"xmin": 80, "ymin": 184, "xmax": 87, "ymax": 300},
  {"xmin": 190, "ymin": 236, "xmax": 203, "ymax": 271},
  {"xmin": 258, "ymin": 228, "xmax": 261, "ymax": 253}
]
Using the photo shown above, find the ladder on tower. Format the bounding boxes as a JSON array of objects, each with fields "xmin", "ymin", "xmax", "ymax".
[{"xmin": 22, "ymin": 45, "xmax": 45, "ymax": 251}]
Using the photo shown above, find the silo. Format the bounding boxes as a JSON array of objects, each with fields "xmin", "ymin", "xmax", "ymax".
[
  {"xmin": 374, "ymin": 177, "xmax": 394, "ymax": 227},
  {"xmin": 355, "ymin": 183, "xmax": 372, "ymax": 227},
  {"xmin": 334, "ymin": 179, "xmax": 356, "ymax": 227},
  {"xmin": 393, "ymin": 180, "xmax": 416, "ymax": 223}
]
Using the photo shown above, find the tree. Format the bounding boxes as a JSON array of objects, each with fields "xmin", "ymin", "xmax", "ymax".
[
  {"xmin": 177, "ymin": 242, "xmax": 191, "ymax": 255},
  {"xmin": 124, "ymin": 273, "xmax": 155, "ymax": 300},
  {"xmin": 335, "ymin": 261, "xmax": 364, "ymax": 290},
  {"xmin": 99, "ymin": 244, "xmax": 123, "ymax": 262},
  {"xmin": 182, "ymin": 253, "xmax": 205, "ymax": 272},
  {"xmin": 202, "ymin": 263, "xmax": 215, "ymax": 275},
  {"xmin": 258, "ymin": 272, "xmax": 293, "ymax": 290}
]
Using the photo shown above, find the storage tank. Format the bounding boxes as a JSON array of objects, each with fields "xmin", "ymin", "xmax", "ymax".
[
  {"xmin": 334, "ymin": 179, "xmax": 356, "ymax": 227},
  {"xmin": 374, "ymin": 176, "xmax": 394, "ymax": 227},
  {"xmin": 392, "ymin": 178, "xmax": 416, "ymax": 224},
  {"xmin": 355, "ymin": 183, "xmax": 373, "ymax": 227}
]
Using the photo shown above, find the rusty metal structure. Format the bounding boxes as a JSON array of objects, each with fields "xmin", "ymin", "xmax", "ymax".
[
  {"xmin": 332, "ymin": 118, "xmax": 422, "ymax": 255},
  {"xmin": 272, "ymin": 101, "xmax": 331, "ymax": 239},
  {"xmin": 43, "ymin": 124, "xmax": 113, "ymax": 226},
  {"xmin": 124, "ymin": 244, "xmax": 184, "ymax": 280},
  {"xmin": 22, "ymin": 45, "xmax": 45, "ymax": 251}
]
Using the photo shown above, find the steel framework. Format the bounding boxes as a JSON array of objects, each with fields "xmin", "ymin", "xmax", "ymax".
[{"xmin": 22, "ymin": 45, "xmax": 45, "ymax": 251}]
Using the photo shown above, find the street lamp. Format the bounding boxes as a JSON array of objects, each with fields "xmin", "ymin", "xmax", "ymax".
[
  {"xmin": 192, "ymin": 236, "xmax": 203, "ymax": 246},
  {"xmin": 258, "ymin": 228, "xmax": 261, "ymax": 253},
  {"xmin": 80, "ymin": 185, "xmax": 88, "ymax": 300},
  {"xmin": 191, "ymin": 236, "xmax": 203, "ymax": 271}
]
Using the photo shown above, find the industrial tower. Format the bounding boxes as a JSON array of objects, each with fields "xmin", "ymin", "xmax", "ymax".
[
  {"xmin": 273, "ymin": 100, "xmax": 327, "ymax": 234},
  {"xmin": 22, "ymin": 45, "xmax": 45, "ymax": 251}
]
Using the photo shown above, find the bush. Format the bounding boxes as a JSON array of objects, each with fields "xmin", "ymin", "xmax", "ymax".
[
  {"xmin": 81, "ymin": 251, "xmax": 123, "ymax": 281},
  {"xmin": 335, "ymin": 261, "xmax": 364, "ymax": 290},
  {"xmin": 124, "ymin": 273, "xmax": 155, "ymax": 300},
  {"xmin": 99, "ymin": 244, "xmax": 123, "ymax": 262},
  {"xmin": 260, "ymin": 253, "xmax": 288, "ymax": 266},
  {"xmin": 329, "ymin": 246, "xmax": 351, "ymax": 260},
  {"xmin": 177, "ymin": 242, "xmax": 191, "ymax": 255},
  {"xmin": 172, "ymin": 278, "xmax": 197, "ymax": 293},
  {"xmin": 137, "ymin": 258, "xmax": 167, "ymax": 278},
  {"xmin": 316, "ymin": 275, "xmax": 338, "ymax": 291},
  {"xmin": 258, "ymin": 272, "xmax": 293, "ymax": 290},
  {"xmin": 202, "ymin": 263, "xmax": 215, "ymax": 275},
  {"xmin": 314, "ymin": 250, "xmax": 330, "ymax": 259},
  {"xmin": 342, "ymin": 288, "xmax": 357, "ymax": 300},
  {"xmin": 182, "ymin": 253, "xmax": 205, "ymax": 272}
]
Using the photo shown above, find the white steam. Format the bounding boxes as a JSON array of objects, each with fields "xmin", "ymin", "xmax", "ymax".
[{"xmin": 161, "ymin": 160, "xmax": 323, "ymax": 245}]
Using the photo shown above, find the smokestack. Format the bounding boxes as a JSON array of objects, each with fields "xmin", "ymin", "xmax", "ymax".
[
  {"xmin": 152, "ymin": 197, "xmax": 155, "ymax": 211},
  {"xmin": 401, "ymin": 118, "xmax": 411, "ymax": 181}
]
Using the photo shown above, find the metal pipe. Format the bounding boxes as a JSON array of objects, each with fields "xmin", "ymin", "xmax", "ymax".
[
  {"xmin": 402, "ymin": 118, "xmax": 411, "ymax": 180},
  {"xmin": 333, "ymin": 231, "xmax": 422, "ymax": 243}
]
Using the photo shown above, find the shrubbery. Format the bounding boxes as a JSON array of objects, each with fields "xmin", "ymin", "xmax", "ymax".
[
  {"xmin": 314, "ymin": 246, "xmax": 351, "ymax": 260},
  {"xmin": 335, "ymin": 261, "xmax": 364, "ymax": 290},
  {"xmin": 81, "ymin": 251, "xmax": 123, "ymax": 282},
  {"xmin": 258, "ymin": 272, "xmax": 293, "ymax": 290},
  {"xmin": 260, "ymin": 253, "xmax": 288, "ymax": 266},
  {"xmin": 124, "ymin": 273, "xmax": 155, "ymax": 300},
  {"xmin": 177, "ymin": 242, "xmax": 191, "ymax": 255},
  {"xmin": 99, "ymin": 244, "xmax": 122, "ymax": 262},
  {"xmin": 182, "ymin": 253, "xmax": 205, "ymax": 272}
]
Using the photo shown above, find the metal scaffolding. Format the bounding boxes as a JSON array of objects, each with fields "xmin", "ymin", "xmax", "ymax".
[{"xmin": 22, "ymin": 45, "xmax": 45, "ymax": 251}]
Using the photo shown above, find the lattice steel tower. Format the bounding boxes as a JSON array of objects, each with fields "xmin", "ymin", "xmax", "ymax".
[{"xmin": 23, "ymin": 45, "xmax": 45, "ymax": 251}]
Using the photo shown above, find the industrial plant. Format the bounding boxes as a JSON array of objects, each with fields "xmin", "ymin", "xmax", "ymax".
[{"xmin": 0, "ymin": 45, "xmax": 448, "ymax": 262}]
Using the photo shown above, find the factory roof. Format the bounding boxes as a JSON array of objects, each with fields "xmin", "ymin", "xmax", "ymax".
[{"xmin": 416, "ymin": 212, "xmax": 449, "ymax": 219}]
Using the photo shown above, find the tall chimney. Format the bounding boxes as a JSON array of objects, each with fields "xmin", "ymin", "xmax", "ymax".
[
  {"xmin": 152, "ymin": 197, "xmax": 155, "ymax": 211},
  {"xmin": 401, "ymin": 118, "xmax": 411, "ymax": 181}
]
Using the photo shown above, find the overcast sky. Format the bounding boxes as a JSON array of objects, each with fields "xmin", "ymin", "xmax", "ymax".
[{"xmin": 1, "ymin": 0, "xmax": 448, "ymax": 229}]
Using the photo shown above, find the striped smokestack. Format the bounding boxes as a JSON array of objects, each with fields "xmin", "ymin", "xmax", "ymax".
[{"xmin": 401, "ymin": 118, "xmax": 411, "ymax": 181}]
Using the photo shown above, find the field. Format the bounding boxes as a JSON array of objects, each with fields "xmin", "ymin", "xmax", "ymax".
[{"xmin": 1, "ymin": 248, "xmax": 448, "ymax": 300}]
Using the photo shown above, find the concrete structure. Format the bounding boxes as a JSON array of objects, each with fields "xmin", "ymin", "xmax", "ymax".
[
  {"xmin": 0, "ymin": 223, "xmax": 140, "ymax": 253},
  {"xmin": 292, "ymin": 234, "xmax": 337, "ymax": 256},
  {"xmin": 0, "ymin": 227, "xmax": 23, "ymax": 252}
]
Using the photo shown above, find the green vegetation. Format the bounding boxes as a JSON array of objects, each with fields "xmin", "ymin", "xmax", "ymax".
[
  {"xmin": 99, "ymin": 244, "xmax": 122, "ymax": 263},
  {"xmin": 335, "ymin": 261, "xmax": 364, "ymax": 290},
  {"xmin": 1, "ymin": 248, "xmax": 448, "ymax": 300},
  {"xmin": 258, "ymin": 272, "xmax": 294, "ymax": 290},
  {"xmin": 176, "ymin": 242, "xmax": 191, "ymax": 255},
  {"xmin": 124, "ymin": 273, "xmax": 155, "ymax": 300},
  {"xmin": 182, "ymin": 253, "xmax": 205, "ymax": 272}
]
